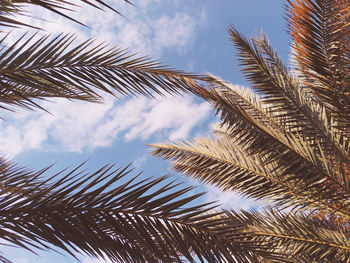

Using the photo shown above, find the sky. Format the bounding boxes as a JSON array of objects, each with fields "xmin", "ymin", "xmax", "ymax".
[{"xmin": 1, "ymin": 1, "xmax": 291, "ymax": 262}]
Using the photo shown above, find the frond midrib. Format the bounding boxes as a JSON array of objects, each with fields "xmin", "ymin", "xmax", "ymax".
[{"xmin": 0, "ymin": 63, "xmax": 197, "ymax": 79}]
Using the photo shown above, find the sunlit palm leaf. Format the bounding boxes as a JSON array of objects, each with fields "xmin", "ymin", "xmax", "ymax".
[
  {"xmin": 0, "ymin": 33, "xmax": 204, "ymax": 112},
  {"xmin": 230, "ymin": 27, "xmax": 350, "ymax": 168},
  {"xmin": 150, "ymin": 136, "xmax": 350, "ymax": 220},
  {"xmin": 189, "ymin": 75, "xmax": 350, "ymax": 214},
  {"xmin": 152, "ymin": 1, "xmax": 350, "ymax": 260}
]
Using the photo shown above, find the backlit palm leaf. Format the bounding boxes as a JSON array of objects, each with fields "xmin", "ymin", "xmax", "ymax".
[
  {"xmin": 286, "ymin": 0, "xmax": 350, "ymax": 136},
  {"xmin": 0, "ymin": 158, "xmax": 306, "ymax": 263}
]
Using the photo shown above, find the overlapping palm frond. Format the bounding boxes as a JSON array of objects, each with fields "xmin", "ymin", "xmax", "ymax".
[
  {"xmin": 0, "ymin": 33, "xmax": 204, "ymax": 112},
  {"xmin": 228, "ymin": 27, "xmax": 350, "ymax": 175},
  {"xmin": 151, "ymin": 0, "xmax": 350, "ymax": 261},
  {"xmin": 1, "ymin": 158, "xmax": 312, "ymax": 263},
  {"xmin": 0, "ymin": 158, "xmax": 206, "ymax": 262},
  {"xmin": 0, "ymin": 0, "xmax": 132, "ymax": 28},
  {"xmin": 286, "ymin": 0, "xmax": 350, "ymax": 136},
  {"xmin": 221, "ymin": 209, "xmax": 350, "ymax": 262},
  {"xmin": 1, "ymin": 0, "xmax": 350, "ymax": 261}
]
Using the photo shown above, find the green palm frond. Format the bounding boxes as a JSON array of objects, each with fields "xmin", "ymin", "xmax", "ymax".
[
  {"xmin": 0, "ymin": 0, "xmax": 132, "ymax": 28},
  {"xmin": 0, "ymin": 33, "xmax": 204, "ymax": 112}
]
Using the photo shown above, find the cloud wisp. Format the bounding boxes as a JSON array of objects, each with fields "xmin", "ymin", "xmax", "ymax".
[
  {"xmin": 205, "ymin": 185, "xmax": 258, "ymax": 211},
  {"xmin": 0, "ymin": 95, "xmax": 210, "ymax": 157}
]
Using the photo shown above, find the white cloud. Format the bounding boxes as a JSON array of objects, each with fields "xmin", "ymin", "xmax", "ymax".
[
  {"xmin": 0, "ymin": 95, "xmax": 210, "ymax": 157},
  {"xmin": 6, "ymin": 0, "xmax": 206, "ymax": 58},
  {"xmin": 205, "ymin": 185, "xmax": 258, "ymax": 211},
  {"xmin": 0, "ymin": 1, "xmax": 211, "ymax": 157},
  {"xmin": 81, "ymin": 257, "xmax": 112, "ymax": 263}
]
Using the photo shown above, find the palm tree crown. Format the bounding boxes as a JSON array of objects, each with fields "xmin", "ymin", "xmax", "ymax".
[
  {"xmin": 1, "ymin": 0, "xmax": 350, "ymax": 262},
  {"xmin": 152, "ymin": 0, "xmax": 350, "ymax": 262}
]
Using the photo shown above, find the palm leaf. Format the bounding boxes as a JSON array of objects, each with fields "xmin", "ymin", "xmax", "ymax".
[
  {"xmin": 152, "ymin": 1, "xmax": 350, "ymax": 261},
  {"xmin": 0, "ymin": 0, "xmax": 132, "ymax": 28},
  {"xmin": 286, "ymin": 0, "xmax": 350, "ymax": 136},
  {"xmin": 229, "ymin": 27, "xmax": 350, "ymax": 167},
  {"xmin": 1, "ymin": 157, "xmax": 300, "ymax": 263},
  {"xmin": 0, "ymin": 33, "xmax": 204, "ymax": 112},
  {"xmin": 150, "ymin": 136, "xmax": 350, "ymax": 220},
  {"xmin": 221, "ymin": 209, "xmax": 350, "ymax": 262}
]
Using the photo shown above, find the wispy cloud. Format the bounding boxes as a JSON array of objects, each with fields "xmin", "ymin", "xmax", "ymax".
[
  {"xmin": 8, "ymin": 0, "xmax": 206, "ymax": 57},
  {"xmin": 0, "ymin": 95, "xmax": 210, "ymax": 157},
  {"xmin": 205, "ymin": 185, "xmax": 258, "ymax": 211}
]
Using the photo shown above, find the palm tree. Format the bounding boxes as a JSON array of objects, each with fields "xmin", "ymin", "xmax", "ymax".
[
  {"xmin": 2, "ymin": 0, "xmax": 350, "ymax": 262},
  {"xmin": 152, "ymin": 0, "xmax": 350, "ymax": 262},
  {"xmin": 0, "ymin": 1, "xmax": 248, "ymax": 262}
]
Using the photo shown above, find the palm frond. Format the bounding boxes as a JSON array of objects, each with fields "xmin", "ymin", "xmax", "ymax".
[
  {"xmin": 1, "ymin": 158, "xmax": 298, "ymax": 263},
  {"xmin": 150, "ymin": 136, "xmax": 350, "ymax": 220},
  {"xmin": 226, "ymin": 28, "xmax": 350, "ymax": 196},
  {"xmin": 221, "ymin": 209, "xmax": 350, "ymax": 263},
  {"xmin": 229, "ymin": 27, "xmax": 350, "ymax": 165},
  {"xmin": 0, "ymin": 0, "xmax": 132, "ymax": 28},
  {"xmin": 195, "ymin": 74, "xmax": 350, "ymax": 209},
  {"xmin": 286, "ymin": 0, "xmax": 350, "ymax": 136},
  {"xmin": 152, "ymin": 1, "xmax": 350, "ymax": 261},
  {"xmin": 0, "ymin": 33, "xmax": 204, "ymax": 112}
]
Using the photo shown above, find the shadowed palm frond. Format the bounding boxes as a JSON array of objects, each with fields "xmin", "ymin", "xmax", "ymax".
[
  {"xmin": 0, "ymin": 33, "xmax": 204, "ymax": 112},
  {"xmin": 0, "ymin": 0, "xmax": 132, "ymax": 28},
  {"xmin": 1, "ymin": 158, "xmax": 305, "ymax": 263}
]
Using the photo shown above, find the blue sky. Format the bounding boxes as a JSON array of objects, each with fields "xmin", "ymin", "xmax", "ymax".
[{"xmin": 1, "ymin": 1, "xmax": 291, "ymax": 262}]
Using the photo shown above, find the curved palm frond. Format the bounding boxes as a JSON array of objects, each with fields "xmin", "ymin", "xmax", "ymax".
[
  {"xmin": 0, "ymin": 0, "xmax": 132, "ymax": 28},
  {"xmin": 229, "ymin": 27, "xmax": 350, "ymax": 168},
  {"xmin": 1, "ymin": 158, "xmax": 299, "ymax": 263},
  {"xmin": 150, "ymin": 136, "xmax": 350, "ymax": 220},
  {"xmin": 0, "ymin": 33, "xmax": 204, "ymax": 112},
  {"xmin": 206, "ymin": 76, "xmax": 350, "ymax": 204}
]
